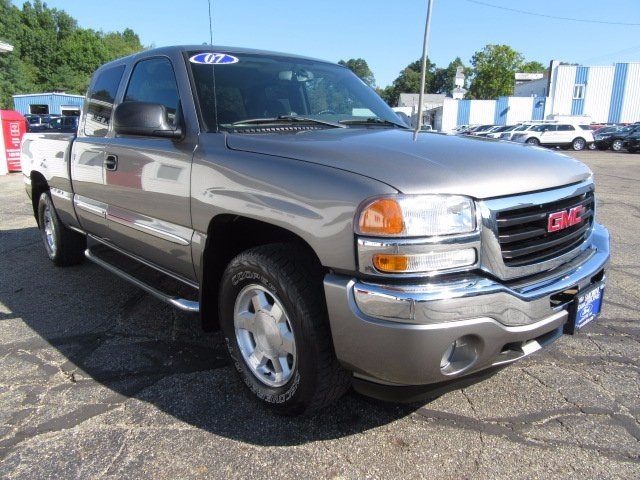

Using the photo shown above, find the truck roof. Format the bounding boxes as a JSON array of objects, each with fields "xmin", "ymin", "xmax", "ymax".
[{"xmin": 96, "ymin": 45, "xmax": 337, "ymax": 72}]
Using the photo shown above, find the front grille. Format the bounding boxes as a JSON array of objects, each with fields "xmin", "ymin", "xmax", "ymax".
[{"xmin": 496, "ymin": 191, "xmax": 594, "ymax": 267}]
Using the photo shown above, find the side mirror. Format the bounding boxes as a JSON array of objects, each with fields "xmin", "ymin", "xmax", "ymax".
[{"xmin": 113, "ymin": 101, "xmax": 183, "ymax": 139}]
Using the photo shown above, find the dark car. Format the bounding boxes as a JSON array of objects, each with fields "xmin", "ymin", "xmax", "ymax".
[
  {"xmin": 48, "ymin": 115, "xmax": 79, "ymax": 132},
  {"xmin": 594, "ymin": 125, "xmax": 640, "ymax": 151},
  {"xmin": 622, "ymin": 130, "xmax": 640, "ymax": 153}
]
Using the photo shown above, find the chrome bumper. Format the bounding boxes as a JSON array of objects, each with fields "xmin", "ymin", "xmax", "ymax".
[{"xmin": 324, "ymin": 224, "xmax": 609, "ymax": 387}]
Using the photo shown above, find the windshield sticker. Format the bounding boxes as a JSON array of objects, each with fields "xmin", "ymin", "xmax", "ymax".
[{"xmin": 189, "ymin": 53, "xmax": 239, "ymax": 65}]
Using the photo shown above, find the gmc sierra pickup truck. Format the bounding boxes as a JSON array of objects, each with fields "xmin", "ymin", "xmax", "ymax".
[{"xmin": 21, "ymin": 46, "xmax": 610, "ymax": 415}]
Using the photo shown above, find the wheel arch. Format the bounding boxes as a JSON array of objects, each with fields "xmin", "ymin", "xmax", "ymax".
[
  {"xmin": 29, "ymin": 171, "xmax": 49, "ymax": 226},
  {"xmin": 199, "ymin": 214, "xmax": 324, "ymax": 332}
]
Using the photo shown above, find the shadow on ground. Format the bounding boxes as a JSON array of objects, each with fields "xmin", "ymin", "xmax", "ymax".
[{"xmin": 0, "ymin": 227, "xmax": 421, "ymax": 451}]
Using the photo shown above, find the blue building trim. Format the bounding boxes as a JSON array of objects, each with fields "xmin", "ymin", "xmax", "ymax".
[
  {"xmin": 608, "ymin": 63, "xmax": 628, "ymax": 123},
  {"xmin": 571, "ymin": 66, "xmax": 588, "ymax": 116},
  {"xmin": 494, "ymin": 97, "xmax": 509, "ymax": 125},
  {"xmin": 532, "ymin": 97, "xmax": 545, "ymax": 120},
  {"xmin": 457, "ymin": 99, "xmax": 471, "ymax": 126}
]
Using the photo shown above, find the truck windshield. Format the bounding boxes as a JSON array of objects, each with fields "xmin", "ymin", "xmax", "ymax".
[{"xmin": 188, "ymin": 50, "xmax": 407, "ymax": 132}]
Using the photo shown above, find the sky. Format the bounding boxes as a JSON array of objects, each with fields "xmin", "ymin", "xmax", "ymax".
[{"xmin": 11, "ymin": 0, "xmax": 640, "ymax": 88}]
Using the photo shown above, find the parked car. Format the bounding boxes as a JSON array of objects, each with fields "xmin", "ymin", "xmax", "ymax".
[
  {"xmin": 25, "ymin": 114, "xmax": 62, "ymax": 132},
  {"xmin": 499, "ymin": 123, "xmax": 538, "ymax": 141},
  {"xmin": 511, "ymin": 123, "xmax": 594, "ymax": 151},
  {"xmin": 48, "ymin": 115, "xmax": 79, "ymax": 132},
  {"xmin": 622, "ymin": 129, "xmax": 640, "ymax": 153},
  {"xmin": 482, "ymin": 125, "xmax": 515, "ymax": 138},
  {"xmin": 465, "ymin": 124, "xmax": 496, "ymax": 136},
  {"xmin": 594, "ymin": 125, "xmax": 640, "ymax": 151}
]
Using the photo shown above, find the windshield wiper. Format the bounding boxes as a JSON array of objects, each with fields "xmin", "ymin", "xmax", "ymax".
[
  {"xmin": 230, "ymin": 115, "xmax": 346, "ymax": 128},
  {"xmin": 339, "ymin": 117, "xmax": 408, "ymax": 128}
]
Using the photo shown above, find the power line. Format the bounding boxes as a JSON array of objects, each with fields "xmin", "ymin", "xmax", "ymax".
[{"xmin": 463, "ymin": 0, "xmax": 640, "ymax": 26}]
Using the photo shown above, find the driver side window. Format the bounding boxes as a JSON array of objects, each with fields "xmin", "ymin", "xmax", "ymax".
[{"xmin": 124, "ymin": 57, "xmax": 180, "ymax": 124}]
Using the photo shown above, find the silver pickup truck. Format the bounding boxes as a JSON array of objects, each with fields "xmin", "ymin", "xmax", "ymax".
[{"xmin": 21, "ymin": 45, "xmax": 610, "ymax": 415}]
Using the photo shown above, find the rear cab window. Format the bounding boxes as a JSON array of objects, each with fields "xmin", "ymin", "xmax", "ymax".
[{"xmin": 84, "ymin": 65, "xmax": 126, "ymax": 137}]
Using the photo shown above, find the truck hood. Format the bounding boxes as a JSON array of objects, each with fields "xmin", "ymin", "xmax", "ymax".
[{"xmin": 225, "ymin": 128, "xmax": 592, "ymax": 199}]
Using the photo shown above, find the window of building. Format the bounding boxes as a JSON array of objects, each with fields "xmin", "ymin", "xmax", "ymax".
[
  {"xmin": 573, "ymin": 84, "xmax": 585, "ymax": 100},
  {"xmin": 84, "ymin": 65, "xmax": 125, "ymax": 137},
  {"xmin": 29, "ymin": 104, "xmax": 49, "ymax": 115}
]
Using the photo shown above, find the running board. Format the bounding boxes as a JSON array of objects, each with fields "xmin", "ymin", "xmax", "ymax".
[{"xmin": 84, "ymin": 248, "xmax": 200, "ymax": 313}]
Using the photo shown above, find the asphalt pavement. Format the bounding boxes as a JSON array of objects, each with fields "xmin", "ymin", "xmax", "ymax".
[{"xmin": 0, "ymin": 149, "xmax": 638, "ymax": 479}]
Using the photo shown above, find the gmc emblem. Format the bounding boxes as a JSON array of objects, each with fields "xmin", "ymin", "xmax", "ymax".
[{"xmin": 547, "ymin": 205, "xmax": 584, "ymax": 232}]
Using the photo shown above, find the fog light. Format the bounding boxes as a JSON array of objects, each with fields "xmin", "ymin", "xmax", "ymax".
[
  {"xmin": 440, "ymin": 335, "xmax": 480, "ymax": 375},
  {"xmin": 440, "ymin": 342, "xmax": 456, "ymax": 369}
]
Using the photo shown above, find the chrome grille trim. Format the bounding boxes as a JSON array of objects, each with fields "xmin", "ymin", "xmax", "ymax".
[{"xmin": 478, "ymin": 181, "xmax": 596, "ymax": 281}]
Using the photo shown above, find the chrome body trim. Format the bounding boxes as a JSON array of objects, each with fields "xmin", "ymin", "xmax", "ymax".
[
  {"xmin": 74, "ymin": 195, "xmax": 107, "ymax": 218},
  {"xmin": 50, "ymin": 187, "xmax": 73, "ymax": 202},
  {"xmin": 106, "ymin": 209, "xmax": 192, "ymax": 246}
]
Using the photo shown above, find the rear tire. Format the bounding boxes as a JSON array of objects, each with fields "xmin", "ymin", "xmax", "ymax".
[
  {"xmin": 219, "ymin": 244, "xmax": 351, "ymax": 415},
  {"xmin": 572, "ymin": 137, "xmax": 586, "ymax": 151},
  {"xmin": 37, "ymin": 192, "xmax": 86, "ymax": 266}
]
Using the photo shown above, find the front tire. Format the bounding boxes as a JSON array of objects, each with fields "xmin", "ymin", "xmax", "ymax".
[
  {"xmin": 525, "ymin": 137, "xmax": 540, "ymax": 146},
  {"xmin": 611, "ymin": 139, "xmax": 624, "ymax": 151},
  {"xmin": 37, "ymin": 192, "xmax": 86, "ymax": 266},
  {"xmin": 219, "ymin": 244, "xmax": 350, "ymax": 415}
]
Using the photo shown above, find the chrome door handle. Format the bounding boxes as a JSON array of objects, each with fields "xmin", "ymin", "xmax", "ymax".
[{"xmin": 104, "ymin": 155, "xmax": 118, "ymax": 171}]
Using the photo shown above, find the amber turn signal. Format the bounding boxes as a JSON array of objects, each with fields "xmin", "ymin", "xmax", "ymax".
[{"xmin": 358, "ymin": 199, "xmax": 404, "ymax": 235}]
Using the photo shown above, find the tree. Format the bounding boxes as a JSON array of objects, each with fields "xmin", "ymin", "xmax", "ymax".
[
  {"xmin": 520, "ymin": 61, "xmax": 547, "ymax": 73},
  {"xmin": 378, "ymin": 58, "xmax": 436, "ymax": 106},
  {"xmin": 431, "ymin": 57, "xmax": 472, "ymax": 94},
  {"xmin": 103, "ymin": 28, "xmax": 144, "ymax": 61},
  {"xmin": 0, "ymin": 0, "xmax": 146, "ymax": 102},
  {"xmin": 467, "ymin": 44, "xmax": 525, "ymax": 99},
  {"xmin": 338, "ymin": 58, "xmax": 376, "ymax": 87}
]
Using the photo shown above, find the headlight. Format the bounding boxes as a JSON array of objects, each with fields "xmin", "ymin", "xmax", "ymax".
[
  {"xmin": 357, "ymin": 195, "xmax": 475, "ymax": 237},
  {"xmin": 356, "ymin": 195, "xmax": 479, "ymax": 276}
]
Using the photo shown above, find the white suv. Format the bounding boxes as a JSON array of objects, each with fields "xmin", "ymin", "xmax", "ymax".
[{"xmin": 511, "ymin": 123, "xmax": 594, "ymax": 151}]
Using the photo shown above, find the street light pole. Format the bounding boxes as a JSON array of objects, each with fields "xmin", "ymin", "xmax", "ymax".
[{"xmin": 415, "ymin": 0, "xmax": 434, "ymax": 137}]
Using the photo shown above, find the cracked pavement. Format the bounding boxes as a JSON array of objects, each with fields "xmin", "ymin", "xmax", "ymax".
[{"xmin": 0, "ymin": 150, "xmax": 638, "ymax": 479}]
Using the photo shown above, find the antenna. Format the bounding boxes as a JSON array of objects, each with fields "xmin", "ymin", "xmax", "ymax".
[
  {"xmin": 208, "ymin": 0, "xmax": 213, "ymax": 45},
  {"xmin": 415, "ymin": 0, "xmax": 434, "ymax": 138}
]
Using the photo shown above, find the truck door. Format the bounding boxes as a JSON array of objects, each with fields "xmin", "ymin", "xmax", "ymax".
[
  {"xmin": 72, "ymin": 64, "xmax": 126, "ymax": 239},
  {"xmin": 102, "ymin": 56, "xmax": 197, "ymax": 282}
]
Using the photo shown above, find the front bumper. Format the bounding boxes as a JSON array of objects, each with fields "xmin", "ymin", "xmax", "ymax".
[{"xmin": 324, "ymin": 224, "xmax": 609, "ymax": 387}]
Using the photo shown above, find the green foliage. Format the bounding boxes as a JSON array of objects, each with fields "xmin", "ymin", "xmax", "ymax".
[
  {"xmin": 520, "ymin": 61, "xmax": 547, "ymax": 73},
  {"xmin": 379, "ymin": 58, "xmax": 436, "ymax": 106},
  {"xmin": 338, "ymin": 58, "xmax": 376, "ymax": 88},
  {"xmin": 466, "ymin": 44, "xmax": 546, "ymax": 99},
  {"xmin": 431, "ymin": 57, "xmax": 472, "ymax": 94},
  {"xmin": 375, "ymin": 44, "xmax": 544, "ymax": 105},
  {"xmin": 0, "ymin": 0, "xmax": 145, "ymax": 109}
]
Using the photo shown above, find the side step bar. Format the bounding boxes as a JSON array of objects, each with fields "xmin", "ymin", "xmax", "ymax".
[{"xmin": 85, "ymin": 248, "xmax": 200, "ymax": 313}]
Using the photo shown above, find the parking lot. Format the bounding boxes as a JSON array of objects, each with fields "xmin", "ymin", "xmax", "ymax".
[{"xmin": 0, "ymin": 149, "xmax": 638, "ymax": 479}]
